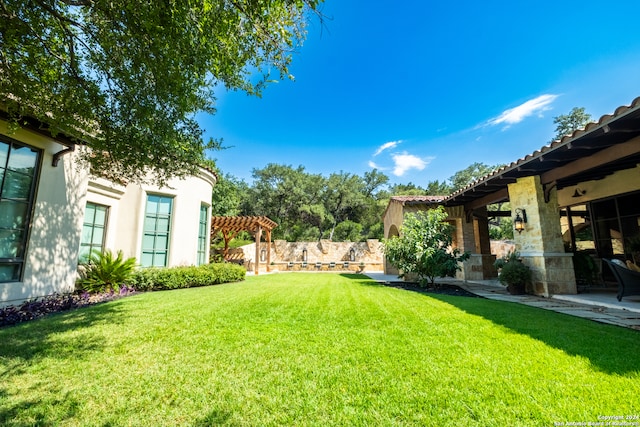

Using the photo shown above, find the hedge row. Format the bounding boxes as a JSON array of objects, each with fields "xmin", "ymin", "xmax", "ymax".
[{"xmin": 128, "ymin": 263, "xmax": 246, "ymax": 292}]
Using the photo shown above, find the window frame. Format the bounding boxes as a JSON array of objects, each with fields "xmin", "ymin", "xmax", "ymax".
[
  {"xmin": 79, "ymin": 202, "xmax": 109, "ymax": 263},
  {"xmin": 0, "ymin": 137, "xmax": 41, "ymax": 283},
  {"xmin": 197, "ymin": 204, "xmax": 209, "ymax": 265},
  {"xmin": 141, "ymin": 194, "xmax": 174, "ymax": 268}
]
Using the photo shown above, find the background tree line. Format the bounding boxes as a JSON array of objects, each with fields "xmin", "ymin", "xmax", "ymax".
[
  {"xmin": 211, "ymin": 106, "xmax": 593, "ymax": 244},
  {"xmin": 210, "ymin": 162, "xmax": 506, "ymax": 242}
]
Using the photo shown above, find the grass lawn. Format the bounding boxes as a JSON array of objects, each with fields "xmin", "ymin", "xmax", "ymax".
[{"xmin": 1, "ymin": 273, "xmax": 639, "ymax": 426}]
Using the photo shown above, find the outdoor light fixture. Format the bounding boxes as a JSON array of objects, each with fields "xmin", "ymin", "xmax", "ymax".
[
  {"xmin": 260, "ymin": 248, "xmax": 266, "ymax": 262},
  {"xmin": 514, "ymin": 208, "xmax": 527, "ymax": 234},
  {"xmin": 572, "ymin": 188, "xmax": 586, "ymax": 198},
  {"xmin": 349, "ymin": 248, "xmax": 356, "ymax": 262},
  {"xmin": 302, "ymin": 248, "xmax": 308, "ymax": 262}
]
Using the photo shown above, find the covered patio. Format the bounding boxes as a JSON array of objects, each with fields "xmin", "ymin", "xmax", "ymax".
[{"xmin": 384, "ymin": 96, "xmax": 640, "ymax": 302}]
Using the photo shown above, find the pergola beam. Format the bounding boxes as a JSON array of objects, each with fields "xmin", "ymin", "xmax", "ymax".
[{"xmin": 210, "ymin": 216, "xmax": 278, "ymax": 274}]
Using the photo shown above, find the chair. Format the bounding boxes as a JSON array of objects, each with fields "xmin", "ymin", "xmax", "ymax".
[
  {"xmin": 603, "ymin": 259, "xmax": 640, "ymax": 301},
  {"xmin": 329, "ymin": 262, "xmax": 336, "ymax": 269},
  {"xmin": 343, "ymin": 261, "xmax": 349, "ymax": 270},
  {"xmin": 301, "ymin": 261, "xmax": 308, "ymax": 269},
  {"xmin": 315, "ymin": 262, "xmax": 322, "ymax": 270},
  {"xmin": 287, "ymin": 261, "xmax": 294, "ymax": 270}
]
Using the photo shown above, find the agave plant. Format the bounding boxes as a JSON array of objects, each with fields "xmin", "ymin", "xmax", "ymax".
[{"xmin": 77, "ymin": 250, "xmax": 137, "ymax": 293}]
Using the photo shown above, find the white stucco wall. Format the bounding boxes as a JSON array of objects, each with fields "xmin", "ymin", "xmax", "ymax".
[
  {"xmin": 1, "ymin": 119, "xmax": 216, "ymax": 307},
  {"xmin": 85, "ymin": 169, "xmax": 216, "ymax": 268},
  {"xmin": 0, "ymin": 123, "xmax": 88, "ymax": 306}
]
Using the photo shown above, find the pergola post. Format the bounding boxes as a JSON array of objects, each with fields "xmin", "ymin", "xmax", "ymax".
[
  {"xmin": 254, "ymin": 225, "xmax": 262, "ymax": 275},
  {"xmin": 210, "ymin": 216, "xmax": 278, "ymax": 275},
  {"xmin": 266, "ymin": 230, "xmax": 272, "ymax": 272}
]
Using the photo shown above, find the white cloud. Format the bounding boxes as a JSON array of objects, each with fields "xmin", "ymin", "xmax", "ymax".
[
  {"xmin": 487, "ymin": 94, "xmax": 559, "ymax": 128},
  {"xmin": 391, "ymin": 152, "xmax": 433, "ymax": 176},
  {"xmin": 368, "ymin": 160, "xmax": 385, "ymax": 170},
  {"xmin": 373, "ymin": 140, "xmax": 401, "ymax": 156}
]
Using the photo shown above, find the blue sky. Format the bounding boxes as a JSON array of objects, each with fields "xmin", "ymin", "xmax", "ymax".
[{"xmin": 200, "ymin": 1, "xmax": 640, "ymax": 186}]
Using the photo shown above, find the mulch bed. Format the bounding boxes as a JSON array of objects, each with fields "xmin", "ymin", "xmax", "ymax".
[{"xmin": 383, "ymin": 282, "xmax": 483, "ymax": 298}]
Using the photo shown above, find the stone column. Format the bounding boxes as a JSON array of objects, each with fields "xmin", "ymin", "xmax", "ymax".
[
  {"xmin": 508, "ymin": 176, "xmax": 576, "ymax": 296},
  {"xmin": 446, "ymin": 206, "xmax": 495, "ymax": 280},
  {"xmin": 472, "ymin": 206, "xmax": 497, "ymax": 279}
]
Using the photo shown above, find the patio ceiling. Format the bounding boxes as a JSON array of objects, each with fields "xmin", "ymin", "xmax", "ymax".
[{"xmin": 444, "ymin": 96, "xmax": 640, "ymax": 209}]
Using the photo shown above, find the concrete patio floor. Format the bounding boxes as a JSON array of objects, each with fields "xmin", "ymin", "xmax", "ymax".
[{"xmin": 365, "ymin": 272, "xmax": 640, "ymax": 331}]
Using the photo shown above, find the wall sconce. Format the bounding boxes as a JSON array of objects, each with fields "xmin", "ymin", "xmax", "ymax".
[
  {"xmin": 572, "ymin": 188, "xmax": 586, "ymax": 198},
  {"xmin": 260, "ymin": 248, "xmax": 266, "ymax": 262},
  {"xmin": 514, "ymin": 208, "xmax": 527, "ymax": 234},
  {"xmin": 349, "ymin": 248, "xmax": 356, "ymax": 262},
  {"xmin": 302, "ymin": 248, "xmax": 308, "ymax": 262}
]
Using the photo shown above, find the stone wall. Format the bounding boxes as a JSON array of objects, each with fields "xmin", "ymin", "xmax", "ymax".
[{"xmin": 239, "ymin": 240, "xmax": 384, "ymax": 272}]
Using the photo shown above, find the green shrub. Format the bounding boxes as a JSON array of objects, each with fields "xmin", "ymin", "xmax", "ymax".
[
  {"xmin": 383, "ymin": 207, "xmax": 470, "ymax": 286},
  {"xmin": 129, "ymin": 263, "xmax": 245, "ymax": 292},
  {"xmin": 498, "ymin": 260, "xmax": 531, "ymax": 287},
  {"xmin": 77, "ymin": 250, "xmax": 137, "ymax": 293},
  {"xmin": 494, "ymin": 250, "xmax": 531, "ymax": 294}
]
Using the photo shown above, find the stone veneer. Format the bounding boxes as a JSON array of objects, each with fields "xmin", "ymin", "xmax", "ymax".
[
  {"xmin": 508, "ymin": 176, "xmax": 576, "ymax": 296},
  {"xmin": 239, "ymin": 240, "xmax": 384, "ymax": 273}
]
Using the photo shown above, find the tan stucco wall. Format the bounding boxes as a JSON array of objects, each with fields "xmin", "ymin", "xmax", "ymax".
[
  {"xmin": 557, "ymin": 164, "xmax": 640, "ymax": 208},
  {"xmin": 0, "ymin": 123, "xmax": 87, "ymax": 306}
]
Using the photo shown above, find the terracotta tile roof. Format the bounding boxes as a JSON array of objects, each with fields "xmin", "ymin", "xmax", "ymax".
[
  {"xmin": 390, "ymin": 195, "xmax": 446, "ymax": 204},
  {"xmin": 444, "ymin": 95, "xmax": 640, "ymax": 206}
]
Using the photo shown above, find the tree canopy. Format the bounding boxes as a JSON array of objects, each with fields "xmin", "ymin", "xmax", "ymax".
[
  {"xmin": 551, "ymin": 107, "xmax": 592, "ymax": 142},
  {"xmin": 383, "ymin": 207, "xmax": 470, "ymax": 285},
  {"xmin": 211, "ymin": 162, "xmax": 515, "ymax": 243},
  {"xmin": 0, "ymin": 0, "xmax": 320, "ymax": 183},
  {"xmin": 212, "ymin": 164, "xmax": 389, "ymax": 242}
]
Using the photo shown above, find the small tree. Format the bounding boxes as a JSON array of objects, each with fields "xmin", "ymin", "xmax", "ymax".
[
  {"xmin": 383, "ymin": 206, "xmax": 470, "ymax": 286},
  {"xmin": 551, "ymin": 107, "xmax": 592, "ymax": 142}
]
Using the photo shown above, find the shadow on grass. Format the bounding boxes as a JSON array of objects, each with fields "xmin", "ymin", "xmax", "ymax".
[
  {"xmin": 0, "ymin": 299, "xmax": 128, "ymax": 366},
  {"xmin": 341, "ymin": 274, "xmax": 640, "ymax": 375},
  {"xmin": 339, "ymin": 273, "xmax": 383, "ymax": 285},
  {"xmin": 0, "ymin": 300, "xmax": 130, "ymax": 424},
  {"xmin": 0, "ymin": 388, "xmax": 83, "ymax": 427},
  {"xmin": 192, "ymin": 408, "xmax": 237, "ymax": 427},
  {"xmin": 427, "ymin": 293, "xmax": 640, "ymax": 375}
]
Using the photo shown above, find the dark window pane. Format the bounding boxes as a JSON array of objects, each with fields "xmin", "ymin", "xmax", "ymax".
[
  {"xmin": 618, "ymin": 193, "xmax": 640, "ymax": 217},
  {"xmin": 2, "ymin": 169, "xmax": 34, "ymax": 199},
  {"xmin": 6, "ymin": 144, "xmax": 38, "ymax": 172},
  {"xmin": 0, "ymin": 263, "xmax": 21, "ymax": 281},
  {"xmin": 0, "ymin": 200, "xmax": 28, "ymax": 228},
  {"xmin": 0, "ymin": 142, "xmax": 8, "ymax": 168},
  {"xmin": 0, "ymin": 229, "xmax": 24, "ymax": 258}
]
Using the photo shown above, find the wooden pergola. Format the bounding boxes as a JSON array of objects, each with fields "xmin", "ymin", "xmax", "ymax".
[{"xmin": 210, "ymin": 216, "xmax": 278, "ymax": 275}]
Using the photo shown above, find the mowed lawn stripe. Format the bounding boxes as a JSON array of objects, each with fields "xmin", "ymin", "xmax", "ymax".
[{"xmin": 0, "ymin": 273, "xmax": 638, "ymax": 426}]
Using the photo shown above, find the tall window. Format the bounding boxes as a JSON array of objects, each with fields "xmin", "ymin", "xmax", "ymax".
[
  {"xmin": 141, "ymin": 195, "xmax": 173, "ymax": 267},
  {"xmin": 0, "ymin": 139, "xmax": 40, "ymax": 282},
  {"xmin": 79, "ymin": 203, "xmax": 108, "ymax": 262},
  {"xmin": 197, "ymin": 204, "xmax": 208, "ymax": 265}
]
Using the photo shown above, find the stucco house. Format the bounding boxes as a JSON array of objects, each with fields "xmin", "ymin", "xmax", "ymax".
[
  {"xmin": 0, "ymin": 118, "xmax": 216, "ymax": 307},
  {"xmin": 384, "ymin": 96, "xmax": 640, "ymax": 297}
]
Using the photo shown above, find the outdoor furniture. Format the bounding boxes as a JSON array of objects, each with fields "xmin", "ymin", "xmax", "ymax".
[
  {"xmin": 287, "ymin": 261, "xmax": 294, "ymax": 270},
  {"xmin": 603, "ymin": 259, "xmax": 640, "ymax": 301},
  {"xmin": 301, "ymin": 261, "xmax": 308, "ymax": 269},
  {"xmin": 343, "ymin": 261, "xmax": 349, "ymax": 269},
  {"xmin": 329, "ymin": 262, "xmax": 336, "ymax": 269},
  {"xmin": 315, "ymin": 262, "xmax": 322, "ymax": 270}
]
